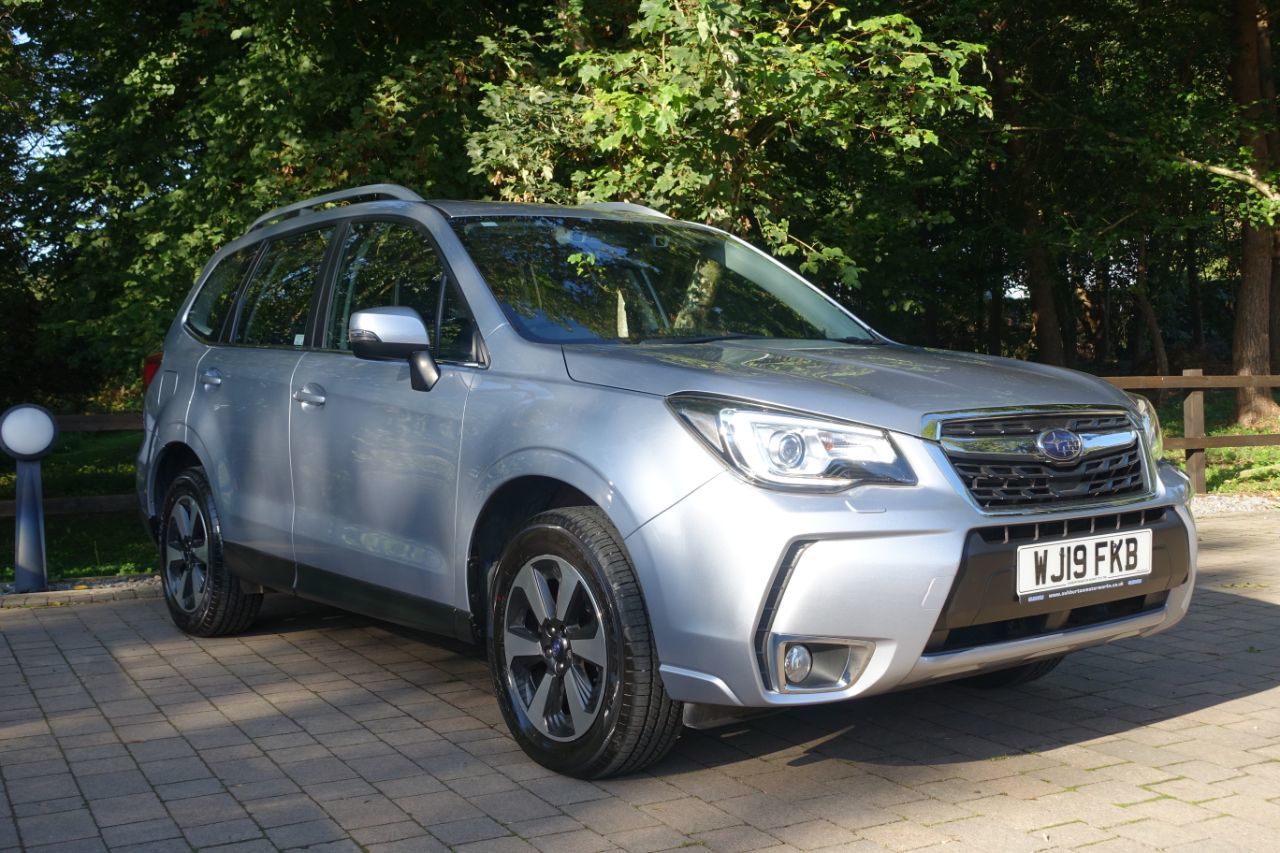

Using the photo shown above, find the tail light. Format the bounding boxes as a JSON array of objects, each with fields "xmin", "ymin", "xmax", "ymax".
[{"xmin": 143, "ymin": 351, "xmax": 163, "ymax": 390}]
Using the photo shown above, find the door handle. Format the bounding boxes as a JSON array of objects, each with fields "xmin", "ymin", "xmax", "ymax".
[
  {"xmin": 293, "ymin": 383, "xmax": 326, "ymax": 407},
  {"xmin": 199, "ymin": 368, "xmax": 223, "ymax": 387}
]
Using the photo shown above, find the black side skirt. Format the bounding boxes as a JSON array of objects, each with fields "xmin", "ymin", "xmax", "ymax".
[{"xmin": 221, "ymin": 542, "xmax": 473, "ymax": 643}]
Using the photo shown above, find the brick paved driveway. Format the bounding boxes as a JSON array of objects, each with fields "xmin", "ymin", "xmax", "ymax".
[{"xmin": 2, "ymin": 512, "xmax": 1278, "ymax": 853}]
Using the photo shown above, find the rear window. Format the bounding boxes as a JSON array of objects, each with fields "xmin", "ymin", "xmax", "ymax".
[{"xmin": 186, "ymin": 245, "xmax": 258, "ymax": 342}]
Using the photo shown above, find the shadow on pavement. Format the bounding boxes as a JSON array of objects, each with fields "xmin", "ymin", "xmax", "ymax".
[
  {"xmin": 679, "ymin": 584, "xmax": 1278, "ymax": 771},
  {"xmin": 230, "ymin": 574, "xmax": 1278, "ymax": 775}
]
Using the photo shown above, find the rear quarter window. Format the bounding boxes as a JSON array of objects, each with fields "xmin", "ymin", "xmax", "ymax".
[{"xmin": 185, "ymin": 245, "xmax": 259, "ymax": 342}]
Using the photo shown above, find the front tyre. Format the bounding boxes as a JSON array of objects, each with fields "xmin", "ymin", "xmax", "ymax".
[
  {"xmin": 159, "ymin": 467, "xmax": 262, "ymax": 637},
  {"xmin": 489, "ymin": 507, "xmax": 681, "ymax": 778}
]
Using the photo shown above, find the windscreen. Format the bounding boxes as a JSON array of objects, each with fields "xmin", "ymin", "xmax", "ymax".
[{"xmin": 451, "ymin": 216, "xmax": 876, "ymax": 345}]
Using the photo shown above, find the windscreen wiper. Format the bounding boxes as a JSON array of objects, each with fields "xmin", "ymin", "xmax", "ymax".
[
  {"xmin": 631, "ymin": 333, "xmax": 766, "ymax": 344},
  {"xmin": 821, "ymin": 336, "xmax": 887, "ymax": 345}
]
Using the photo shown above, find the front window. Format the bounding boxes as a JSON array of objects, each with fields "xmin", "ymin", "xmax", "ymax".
[{"xmin": 451, "ymin": 216, "xmax": 876, "ymax": 345}]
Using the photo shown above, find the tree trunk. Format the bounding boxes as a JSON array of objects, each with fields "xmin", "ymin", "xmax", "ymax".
[
  {"xmin": 1074, "ymin": 261, "xmax": 1103, "ymax": 365},
  {"xmin": 1231, "ymin": 0, "xmax": 1280, "ymax": 423},
  {"xmin": 974, "ymin": 276, "xmax": 986, "ymax": 348},
  {"xmin": 1185, "ymin": 231, "xmax": 1204, "ymax": 350},
  {"xmin": 1238, "ymin": 224, "xmax": 1277, "ymax": 420},
  {"xmin": 1271, "ymin": 234, "xmax": 1280, "ymax": 373},
  {"xmin": 1057, "ymin": 258, "xmax": 1077, "ymax": 369},
  {"xmin": 1098, "ymin": 261, "xmax": 1114, "ymax": 365},
  {"xmin": 1256, "ymin": 6, "xmax": 1280, "ymax": 375},
  {"xmin": 1134, "ymin": 239, "xmax": 1169, "ymax": 377},
  {"xmin": 989, "ymin": 46, "xmax": 1066, "ymax": 366},
  {"xmin": 986, "ymin": 279, "xmax": 1004, "ymax": 356}
]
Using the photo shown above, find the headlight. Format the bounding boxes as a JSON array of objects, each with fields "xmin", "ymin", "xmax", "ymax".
[
  {"xmin": 1126, "ymin": 392, "xmax": 1163, "ymax": 460},
  {"xmin": 667, "ymin": 394, "xmax": 916, "ymax": 492}
]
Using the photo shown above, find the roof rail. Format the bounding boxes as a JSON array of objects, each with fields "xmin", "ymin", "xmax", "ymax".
[
  {"xmin": 582, "ymin": 201, "xmax": 670, "ymax": 219},
  {"xmin": 247, "ymin": 183, "xmax": 425, "ymax": 232}
]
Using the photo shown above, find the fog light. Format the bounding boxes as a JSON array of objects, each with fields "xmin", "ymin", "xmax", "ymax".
[{"xmin": 783, "ymin": 644, "xmax": 813, "ymax": 684}]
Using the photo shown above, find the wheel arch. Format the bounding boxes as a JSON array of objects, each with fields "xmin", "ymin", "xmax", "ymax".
[
  {"xmin": 465, "ymin": 474, "xmax": 597, "ymax": 644},
  {"xmin": 150, "ymin": 441, "xmax": 204, "ymax": 521}
]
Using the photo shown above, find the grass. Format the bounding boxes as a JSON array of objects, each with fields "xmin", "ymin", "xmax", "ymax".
[
  {"xmin": 1, "ymin": 431, "xmax": 155, "ymax": 582},
  {"xmin": 0, "ymin": 430, "xmax": 141, "ymax": 501},
  {"xmin": 1151, "ymin": 391, "xmax": 1280, "ymax": 495},
  {"xmin": 0, "ymin": 511, "xmax": 157, "ymax": 581}
]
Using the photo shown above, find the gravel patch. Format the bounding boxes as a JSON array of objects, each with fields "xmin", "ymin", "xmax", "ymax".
[
  {"xmin": 1, "ymin": 572, "xmax": 160, "ymax": 602},
  {"xmin": 1191, "ymin": 493, "xmax": 1280, "ymax": 517}
]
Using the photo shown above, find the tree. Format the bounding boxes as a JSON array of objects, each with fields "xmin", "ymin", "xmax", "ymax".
[
  {"xmin": 468, "ymin": 1, "xmax": 990, "ymax": 289},
  {"xmin": 6, "ymin": 0, "xmax": 509, "ymax": 407},
  {"xmin": 0, "ymin": 17, "xmax": 42, "ymax": 409},
  {"xmin": 3, "ymin": 0, "xmax": 1278, "ymax": 425},
  {"xmin": 1229, "ymin": 0, "xmax": 1280, "ymax": 423}
]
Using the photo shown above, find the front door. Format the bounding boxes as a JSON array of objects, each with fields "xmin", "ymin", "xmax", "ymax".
[{"xmin": 289, "ymin": 219, "xmax": 479, "ymax": 624}]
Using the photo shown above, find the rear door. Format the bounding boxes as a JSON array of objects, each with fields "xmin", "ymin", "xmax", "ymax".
[
  {"xmin": 187, "ymin": 225, "xmax": 335, "ymax": 588},
  {"xmin": 143, "ymin": 243, "xmax": 259, "ymax": 517},
  {"xmin": 288, "ymin": 218, "xmax": 480, "ymax": 621}
]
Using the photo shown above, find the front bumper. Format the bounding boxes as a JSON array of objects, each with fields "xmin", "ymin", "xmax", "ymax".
[{"xmin": 625, "ymin": 435, "xmax": 1196, "ymax": 708}]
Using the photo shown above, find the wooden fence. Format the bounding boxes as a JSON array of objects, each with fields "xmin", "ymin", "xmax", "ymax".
[
  {"xmin": 1103, "ymin": 369, "xmax": 1280, "ymax": 494},
  {"xmin": 3, "ymin": 372, "xmax": 1278, "ymax": 516}
]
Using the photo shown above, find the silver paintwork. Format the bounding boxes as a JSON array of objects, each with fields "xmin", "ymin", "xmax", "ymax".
[
  {"xmin": 248, "ymin": 183, "xmax": 424, "ymax": 232},
  {"xmin": 582, "ymin": 201, "xmax": 671, "ymax": 218},
  {"xmin": 137, "ymin": 189, "xmax": 1197, "ymax": 716},
  {"xmin": 348, "ymin": 306, "xmax": 431, "ymax": 349}
]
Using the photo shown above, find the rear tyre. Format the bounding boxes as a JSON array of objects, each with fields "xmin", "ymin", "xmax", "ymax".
[
  {"xmin": 159, "ymin": 467, "xmax": 262, "ymax": 637},
  {"xmin": 489, "ymin": 507, "xmax": 682, "ymax": 778},
  {"xmin": 961, "ymin": 655, "xmax": 1064, "ymax": 689}
]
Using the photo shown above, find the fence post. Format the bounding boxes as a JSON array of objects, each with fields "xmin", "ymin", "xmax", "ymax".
[{"xmin": 1182, "ymin": 368, "xmax": 1206, "ymax": 494}]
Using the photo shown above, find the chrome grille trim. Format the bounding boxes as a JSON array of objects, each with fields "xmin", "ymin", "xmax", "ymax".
[{"xmin": 939, "ymin": 428, "xmax": 1136, "ymax": 460}]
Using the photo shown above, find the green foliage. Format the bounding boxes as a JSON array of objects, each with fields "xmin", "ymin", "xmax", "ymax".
[
  {"xmin": 5, "ymin": 0, "xmax": 508, "ymax": 407},
  {"xmin": 0, "ymin": 0, "xmax": 1271, "ymax": 409},
  {"xmin": 468, "ymin": 0, "xmax": 990, "ymax": 289}
]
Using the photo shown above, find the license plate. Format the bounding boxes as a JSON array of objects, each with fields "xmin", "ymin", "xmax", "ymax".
[{"xmin": 1016, "ymin": 529, "xmax": 1152, "ymax": 601}]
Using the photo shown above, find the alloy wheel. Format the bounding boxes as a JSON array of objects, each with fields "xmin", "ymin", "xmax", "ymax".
[
  {"xmin": 164, "ymin": 495, "xmax": 210, "ymax": 613},
  {"xmin": 503, "ymin": 554, "xmax": 608, "ymax": 742}
]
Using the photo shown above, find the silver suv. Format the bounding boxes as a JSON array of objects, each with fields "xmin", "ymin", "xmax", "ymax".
[{"xmin": 137, "ymin": 184, "xmax": 1196, "ymax": 778}]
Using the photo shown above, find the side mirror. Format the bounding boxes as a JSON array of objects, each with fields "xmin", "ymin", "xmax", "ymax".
[{"xmin": 348, "ymin": 306, "xmax": 440, "ymax": 391}]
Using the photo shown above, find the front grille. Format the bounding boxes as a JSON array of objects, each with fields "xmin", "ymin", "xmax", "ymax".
[
  {"xmin": 951, "ymin": 445, "xmax": 1146, "ymax": 509},
  {"xmin": 938, "ymin": 410, "xmax": 1150, "ymax": 511}
]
